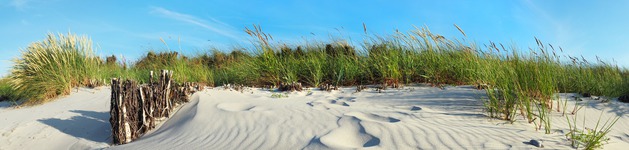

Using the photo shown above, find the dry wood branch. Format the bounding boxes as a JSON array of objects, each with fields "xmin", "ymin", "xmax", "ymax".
[{"xmin": 109, "ymin": 70, "xmax": 200, "ymax": 145}]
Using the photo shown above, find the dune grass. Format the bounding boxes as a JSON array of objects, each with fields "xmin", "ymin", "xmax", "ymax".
[
  {"xmin": 131, "ymin": 51, "xmax": 214, "ymax": 85},
  {"xmin": 5, "ymin": 26, "xmax": 627, "ymax": 144},
  {"xmin": 9, "ymin": 33, "xmax": 103, "ymax": 105}
]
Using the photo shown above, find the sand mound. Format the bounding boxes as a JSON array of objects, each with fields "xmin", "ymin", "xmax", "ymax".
[{"xmin": 318, "ymin": 116, "xmax": 380, "ymax": 149}]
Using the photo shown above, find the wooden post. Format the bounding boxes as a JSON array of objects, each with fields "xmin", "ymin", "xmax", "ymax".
[
  {"xmin": 121, "ymin": 80, "xmax": 130, "ymax": 143},
  {"xmin": 110, "ymin": 78, "xmax": 119, "ymax": 144},
  {"xmin": 164, "ymin": 70, "xmax": 172, "ymax": 116},
  {"xmin": 149, "ymin": 71, "xmax": 154, "ymax": 84},
  {"xmin": 139, "ymin": 87, "xmax": 147, "ymax": 131}
]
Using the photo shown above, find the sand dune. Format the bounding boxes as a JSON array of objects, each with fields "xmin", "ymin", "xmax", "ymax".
[{"xmin": 1, "ymin": 85, "xmax": 628, "ymax": 149}]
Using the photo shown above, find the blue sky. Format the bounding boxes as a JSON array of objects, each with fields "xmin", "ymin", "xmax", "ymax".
[{"xmin": 1, "ymin": 0, "xmax": 628, "ymax": 76}]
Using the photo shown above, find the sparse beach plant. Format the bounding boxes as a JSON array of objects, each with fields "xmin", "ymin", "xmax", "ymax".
[
  {"xmin": 566, "ymin": 108, "xmax": 620, "ymax": 149},
  {"xmin": 271, "ymin": 93, "xmax": 288, "ymax": 98}
]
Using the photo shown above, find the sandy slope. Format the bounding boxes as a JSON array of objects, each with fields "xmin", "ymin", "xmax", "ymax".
[{"xmin": 1, "ymin": 85, "xmax": 628, "ymax": 150}]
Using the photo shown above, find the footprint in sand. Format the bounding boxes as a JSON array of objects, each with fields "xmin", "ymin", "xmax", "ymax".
[
  {"xmin": 307, "ymin": 101, "xmax": 330, "ymax": 110},
  {"xmin": 318, "ymin": 116, "xmax": 381, "ymax": 149},
  {"xmin": 1, "ymin": 129, "xmax": 12, "ymax": 137},
  {"xmin": 393, "ymin": 105, "xmax": 423, "ymax": 112},
  {"xmin": 344, "ymin": 112, "xmax": 401, "ymax": 123},
  {"xmin": 216, "ymin": 103, "xmax": 258, "ymax": 112},
  {"xmin": 337, "ymin": 96, "xmax": 357, "ymax": 102},
  {"xmin": 307, "ymin": 99, "xmax": 352, "ymax": 110},
  {"xmin": 330, "ymin": 100, "xmax": 350, "ymax": 107},
  {"xmin": 410, "ymin": 106, "xmax": 422, "ymax": 111}
]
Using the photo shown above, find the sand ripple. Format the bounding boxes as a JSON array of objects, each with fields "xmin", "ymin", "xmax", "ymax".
[{"xmin": 103, "ymin": 86, "xmax": 626, "ymax": 150}]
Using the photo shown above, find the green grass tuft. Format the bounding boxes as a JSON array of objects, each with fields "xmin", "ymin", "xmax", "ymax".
[{"xmin": 9, "ymin": 33, "xmax": 102, "ymax": 105}]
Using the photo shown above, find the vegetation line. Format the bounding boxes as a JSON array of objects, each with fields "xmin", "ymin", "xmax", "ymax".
[{"xmin": 0, "ymin": 26, "xmax": 627, "ymax": 139}]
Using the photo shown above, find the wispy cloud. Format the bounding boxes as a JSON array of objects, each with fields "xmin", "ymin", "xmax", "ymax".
[
  {"xmin": 9, "ymin": 0, "xmax": 31, "ymax": 10},
  {"xmin": 150, "ymin": 6, "xmax": 242, "ymax": 40},
  {"xmin": 521, "ymin": 0, "xmax": 584, "ymax": 53},
  {"xmin": 3, "ymin": 0, "xmax": 46, "ymax": 11}
]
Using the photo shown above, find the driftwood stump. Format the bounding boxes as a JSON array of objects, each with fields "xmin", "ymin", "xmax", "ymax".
[{"xmin": 110, "ymin": 70, "xmax": 200, "ymax": 145}]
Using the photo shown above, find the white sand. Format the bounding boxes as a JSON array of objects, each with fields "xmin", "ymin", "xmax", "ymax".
[
  {"xmin": 0, "ymin": 88, "xmax": 111, "ymax": 150},
  {"xmin": 1, "ymin": 85, "xmax": 628, "ymax": 149}
]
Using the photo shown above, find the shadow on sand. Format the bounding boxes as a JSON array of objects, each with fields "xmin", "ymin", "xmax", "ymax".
[
  {"xmin": 38, "ymin": 110, "xmax": 111, "ymax": 143},
  {"xmin": 606, "ymin": 100, "xmax": 629, "ymax": 116},
  {"xmin": 0, "ymin": 100, "xmax": 20, "ymax": 108},
  {"xmin": 0, "ymin": 101, "xmax": 13, "ymax": 108}
]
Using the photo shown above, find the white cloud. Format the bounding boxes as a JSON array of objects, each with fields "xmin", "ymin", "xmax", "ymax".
[{"xmin": 150, "ymin": 6, "xmax": 242, "ymax": 40}]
